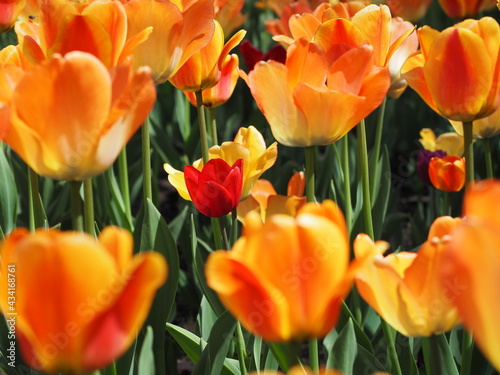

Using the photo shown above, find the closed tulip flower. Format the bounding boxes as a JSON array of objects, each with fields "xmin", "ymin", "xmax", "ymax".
[
  {"xmin": 185, "ymin": 158, "xmax": 243, "ymax": 217},
  {"xmin": 402, "ymin": 17, "xmax": 500, "ymax": 122},
  {"xmin": 354, "ymin": 216, "xmax": 463, "ymax": 337},
  {"xmin": 165, "ymin": 126, "xmax": 278, "ymax": 200},
  {"xmin": 1, "ymin": 51, "xmax": 156, "ymax": 180},
  {"xmin": 122, "ymin": 0, "xmax": 216, "ymax": 84},
  {"xmin": 0, "ymin": 226, "xmax": 167, "ymax": 373},
  {"xmin": 429, "ymin": 155, "xmax": 466, "ymax": 192},
  {"xmin": 440, "ymin": 179, "xmax": 500, "ymax": 372},
  {"xmin": 15, "ymin": 0, "xmax": 152, "ymax": 69},
  {"xmin": 206, "ymin": 200, "xmax": 353, "ymax": 342}
]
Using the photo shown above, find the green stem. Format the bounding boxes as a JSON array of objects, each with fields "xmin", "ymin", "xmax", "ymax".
[
  {"xmin": 370, "ymin": 96, "xmax": 387, "ymax": 202},
  {"xmin": 235, "ymin": 322, "xmax": 248, "ymax": 375},
  {"xmin": 118, "ymin": 147, "xmax": 133, "ymax": 225},
  {"xmin": 357, "ymin": 120, "xmax": 375, "ymax": 239},
  {"xmin": 484, "ymin": 137, "xmax": 493, "ymax": 179},
  {"xmin": 218, "ymin": 216, "xmax": 230, "ymax": 250},
  {"xmin": 380, "ymin": 319, "xmax": 403, "ymax": 375},
  {"xmin": 69, "ymin": 181, "xmax": 83, "ymax": 232},
  {"xmin": 83, "ymin": 178, "xmax": 95, "ymax": 236},
  {"xmin": 231, "ymin": 209, "xmax": 238, "ymax": 246},
  {"xmin": 196, "ymin": 90, "xmax": 210, "ymax": 164},
  {"xmin": 211, "ymin": 217, "xmax": 224, "ymax": 250},
  {"xmin": 460, "ymin": 330, "xmax": 473, "ymax": 375},
  {"xmin": 462, "ymin": 121, "xmax": 474, "ymax": 185},
  {"xmin": 209, "ymin": 107, "xmax": 218, "ymax": 146},
  {"xmin": 341, "ymin": 135, "xmax": 352, "ymax": 233},
  {"xmin": 28, "ymin": 167, "xmax": 43, "ymax": 230},
  {"xmin": 142, "ymin": 115, "xmax": 153, "ymax": 201},
  {"xmin": 440, "ymin": 191, "xmax": 450, "ymax": 217},
  {"xmin": 309, "ymin": 339, "xmax": 319, "ymax": 373},
  {"xmin": 305, "ymin": 146, "xmax": 316, "ymax": 203}
]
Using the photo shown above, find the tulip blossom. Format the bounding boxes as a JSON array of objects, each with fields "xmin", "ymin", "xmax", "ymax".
[
  {"xmin": 386, "ymin": 0, "xmax": 433, "ymax": 22},
  {"xmin": 122, "ymin": 0, "xmax": 215, "ymax": 84},
  {"xmin": 402, "ymin": 17, "xmax": 500, "ymax": 122},
  {"xmin": 239, "ymin": 40, "xmax": 286, "ymax": 72},
  {"xmin": 0, "ymin": 0, "xmax": 26, "ymax": 32},
  {"xmin": 440, "ymin": 179, "xmax": 500, "ymax": 372},
  {"xmin": 169, "ymin": 21, "xmax": 245, "ymax": 93},
  {"xmin": 185, "ymin": 158, "xmax": 243, "ymax": 217},
  {"xmin": 354, "ymin": 216, "xmax": 463, "ymax": 337},
  {"xmin": 206, "ymin": 200, "xmax": 353, "ymax": 342},
  {"xmin": 165, "ymin": 126, "xmax": 278, "ymax": 200},
  {"xmin": 417, "ymin": 149, "xmax": 447, "ymax": 186},
  {"xmin": 237, "ymin": 172, "xmax": 306, "ymax": 224},
  {"xmin": 214, "ymin": 0, "xmax": 247, "ymax": 36},
  {"xmin": 438, "ymin": 0, "xmax": 496, "ymax": 19},
  {"xmin": 14, "ymin": 0, "xmax": 152, "ymax": 69},
  {"xmin": 419, "ymin": 128, "xmax": 464, "ymax": 156},
  {"xmin": 1, "ymin": 51, "xmax": 156, "ymax": 180},
  {"xmin": 428, "ymin": 155, "xmax": 466, "ymax": 192},
  {"xmin": 245, "ymin": 36, "xmax": 390, "ymax": 147},
  {"xmin": 0, "ymin": 65, "xmax": 23, "ymax": 139},
  {"xmin": 0, "ymin": 226, "xmax": 167, "ymax": 373}
]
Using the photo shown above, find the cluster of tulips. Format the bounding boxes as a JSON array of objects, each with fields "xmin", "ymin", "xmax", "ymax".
[{"xmin": 0, "ymin": 0, "xmax": 499, "ymax": 374}]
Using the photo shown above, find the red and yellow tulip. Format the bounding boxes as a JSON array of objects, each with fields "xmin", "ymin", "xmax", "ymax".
[
  {"xmin": 428, "ymin": 155, "xmax": 466, "ymax": 192},
  {"xmin": 0, "ymin": 226, "xmax": 167, "ymax": 373}
]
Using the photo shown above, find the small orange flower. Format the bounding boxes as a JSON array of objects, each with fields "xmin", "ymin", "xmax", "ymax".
[
  {"xmin": 0, "ymin": 226, "xmax": 167, "ymax": 373},
  {"xmin": 428, "ymin": 155, "xmax": 466, "ymax": 192}
]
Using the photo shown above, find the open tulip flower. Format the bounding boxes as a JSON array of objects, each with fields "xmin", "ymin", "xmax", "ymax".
[
  {"xmin": 122, "ymin": 0, "xmax": 215, "ymax": 84},
  {"xmin": 0, "ymin": 226, "xmax": 167, "ymax": 374},
  {"xmin": 354, "ymin": 216, "xmax": 463, "ymax": 337},
  {"xmin": 214, "ymin": 0, "xmax": 247, "ymax": 36},
  {"xmin": 428, "ymin": 155, "xmax": 466, "ymax": 192},
  {"xmin": 206, "ymin": 200, "xmax": 353, "ymax": 342},
  {"xmin": 402, "ymin": 17, "xmax": 500, "ymax": 123},
  {"xmin": 419, "ymin": 128, "xmax": 464, "ymax": 156},
  {"xmin": 185, "ymin": 158, "xmax": 243, "ymax": 217},
  {"xmin": 1, "ymin": 51, "xmax": 156, "ymax": 180},
  {"xmin": 245, "ymin": 35, "xmax": 390, "ymax": 147},
  {"xmin": 440, "ymin": 179, "xmax": 500, "ymax": 372},
  {"xmin": 165, "ymin": 126, "xmax": 278, "ymax": 200},
  {"xmin": 14, "ymin": 0, "xmax": 152, "ymax": 69}
]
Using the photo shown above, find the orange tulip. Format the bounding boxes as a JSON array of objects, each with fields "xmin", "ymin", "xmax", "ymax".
[
  {"xmin": 1, "ymin": 52, "xmax": 156, "ymax": 180},
  {"xmin": 386, "ymin": 0, "xmax": 433, "ymax": 22},
  {"xmin": 14, "ymin": 0, "xmax": 152, "ymax": 69},
  {"xmin": 169, "ymin": 21, "xmax": 245, "ymax": 93},
  {"xmin": 354, "ymin": 216, "xmax": 463, "ymax": 337},
  {"xmin": 0, "ymin": 226, "xmax": 167, "ymax": 373},
  {"xmin": 245, "ymin": 35, "xmax": 390, "ymax": 147},
  {"xmin": 0, "ymin": 0, "xmax": 26, "ymax": 32},
  {"xmin": 428, "ymin": 155, "xmax": 466, "ymax": 192},
  {"xmin": 440, "ymin": 179, "xmax": 500, "ymax": 371},
  {"xmin": 0, "ymin": 65, "xmax": 23, "ymax": 139},
  {"xmin": 122, "ymin": 0, "xmax": 215, "ymax": 84},
  {"xmin": 438, "ymin": 0, "xmax": 496, "ymax": 19},
  {"xmin": 402, "ymin": 17, "xmax": 500, "ymax": 122},
  {"xmin": 214, "ymin": 0, "xmax": 247, "ymax": 36},
  {"xmin": 206, "ymin": 200, "xmax": 353, "ymax": 342}
]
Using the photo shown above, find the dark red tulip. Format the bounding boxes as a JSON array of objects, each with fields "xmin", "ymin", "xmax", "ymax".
[
  {"xmin": 239, "ymin": 40, "xmax": 286, "ymax": 71},
  {"xmin": 185, "ymin": 158, "xmax": 243, "ymax": 217}
]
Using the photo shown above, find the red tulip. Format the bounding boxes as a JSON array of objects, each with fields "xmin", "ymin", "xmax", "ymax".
[{"xmin": 185, "ymin": 158, "xmax": 243, "ymax": 217}]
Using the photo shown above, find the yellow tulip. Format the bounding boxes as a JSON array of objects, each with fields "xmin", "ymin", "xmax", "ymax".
[
  {"xmin": 355, "ymin": 216, "xmax": 462, "ymax": 337},
  {"xmin": 164, "ymin": 126, "xmax": 278, "ymax": 200},
  {"xmin": 1, "ymin": 52, "xmax": 156, "ymax": 180},
  {"xmin": 419, "ymin": 128, "xmax": 464, "ymax": 156},
  {"xmin": 440, "ymin": 179, "xmax": 500, "ymax": 372},
  {"xmin": 402, "ymin": 17, "xmax": 500, "ymax": 122},
  {"xmin": 0, "ymin": 226, "xmax": 167, "ymax": 373},
  {"xmin": 206, "ymin": 200, "xmax": 352, "ymax": 342}
]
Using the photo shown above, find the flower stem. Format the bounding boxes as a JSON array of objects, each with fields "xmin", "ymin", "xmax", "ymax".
[
  {"xmin": 209, "ymin": 107, "xmax": 218, "ymax": 146},
  {"xmin": 118, "ymin": 147, "xmax": 133, "ymax": 225},
  {"xmin": 484, "ymin": 137, "xmax": 493, "ymax": 179},
  {"xmin": 381, "ymin": 319, "xmax": 403, "ymax": 375},
  {"xmin": 83, "ymin": 178, "xmax": 95, "ymax": 236},
  {"xmin": 460, "ymin": 330, "xmax": 473, "ymax": 375},
  {"xmin": 28, "ymin": 167, "xmax": 43, "ymax": 230},
  {"xmin": 463, "ymin": 121, "xmax": 474, "ymax": 185},
  {"xmin": 309, "ymin": 339, "xmax": 319, "ymax": 373},
  {"xmin": 196, "ymin": 90, "xmax": 210, "ymax": 164},
  {"xmin": 235, "ymin": 322, "xmax": 248, "ymax": 375},
  {"xmin": 69, "ymin": 181, "xmax": 83, "ymax": 232},
  {"xmin": 357, "ymin": 120, "xmax": 374, "ymax": 239},
  {"xmin": 370, "ymin": 96, "xmax": 387, "ymax": 202},
  {"xmin": 341, "ymin": 135, "xmax": 352, "ymax": 232},
  {"xmin": 305, "ymin": 146, "xmax": 316, "ymax": 203},
  {"xmin": 142, "ymin": 115, "xmax": 153, "ymax": 201}
]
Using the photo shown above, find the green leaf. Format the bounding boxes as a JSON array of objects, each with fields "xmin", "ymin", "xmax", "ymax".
[
  {"xmin": 138, "ymin": 326, "xmax": 155, "ymax": 375},
  {"xmin": 328, "ymin": 318, "xmax": 357, "ymax": 373},
  {"xmin": 422, "ymin": 334, "xmax": 459, "ymax": 375},
  {"xmin": 353, "ymin": 344, "xmax": 388, "ymax": 374},
  {"xmin": 0, "ymin": 148, "xmax": 17, "ymax": 233},
  {"xmin": 372, "ymin": 147, "xmax": 391, "ymax": 240},
  {"xmin": 193, "ymin": 310, "xmax": 237, "ymax": 375},
  {"xmin": 253, "ymin": 337, "xmax": 262, "ymax": 373}
]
